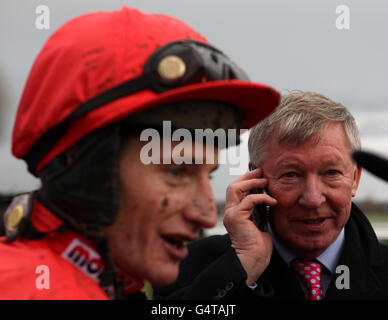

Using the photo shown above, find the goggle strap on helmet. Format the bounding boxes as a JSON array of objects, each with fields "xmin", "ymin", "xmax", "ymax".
[{"xmin": 25, "ymin": 72, "xmax": 155, "ymax": 174}]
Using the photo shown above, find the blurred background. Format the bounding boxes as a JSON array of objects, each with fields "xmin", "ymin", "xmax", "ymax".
[{"xmin": 1, "ymin": 0, "xmax": 388, "ymax": 240}]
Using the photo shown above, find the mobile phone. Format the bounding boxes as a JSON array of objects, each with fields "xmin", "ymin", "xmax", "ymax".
[{"xmin": 249, "ymin": 164, "xmax": 269, "ymax": 232}]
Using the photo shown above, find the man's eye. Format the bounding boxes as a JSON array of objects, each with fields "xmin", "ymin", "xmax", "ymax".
[
  {"xmin": 283, "ymin": 172, "xmax": 297, "ymax": 178},
  {"xmin": 169, "ymin": 167, "xmax": 184, "ymax": 177},
  {"xmin": 327, "ymin": 169, "xmax": 339, "ymax": 176}
]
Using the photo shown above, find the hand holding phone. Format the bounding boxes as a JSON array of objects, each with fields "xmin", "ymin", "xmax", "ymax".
[
  {"xmin": 223, "ymin": 166, "xmax": 277, "ymax": 285},
  {"xmin": 249, "ymin": 164, "xmax": 269, "ymax": 231}
]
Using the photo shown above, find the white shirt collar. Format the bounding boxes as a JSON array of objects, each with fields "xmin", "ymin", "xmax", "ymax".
[{"xmin": 268, "ymin": 223, "xmax": 345, "ymax": 274}]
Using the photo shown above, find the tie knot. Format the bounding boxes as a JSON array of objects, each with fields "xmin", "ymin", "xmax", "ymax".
[{"xmin": 291, "ymin": 260, "xmax": 323, "ymax": 300}]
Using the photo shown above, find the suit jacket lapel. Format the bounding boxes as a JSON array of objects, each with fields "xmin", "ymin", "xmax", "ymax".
[
  {"xmin": 264, "ymin": 249, "xmax": 306, "ymax": 299},
  {"xmin": 325, "ymin": 208, "xmax": 382, "ymax": 299}
]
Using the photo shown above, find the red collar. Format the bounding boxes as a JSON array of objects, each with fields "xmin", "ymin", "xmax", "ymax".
[{"xmin": 6, "ymin": 194, "xmax": 144, "ymax": 297}]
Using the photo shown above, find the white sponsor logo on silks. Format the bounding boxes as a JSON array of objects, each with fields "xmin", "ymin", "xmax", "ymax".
[{"xmin": 61, "ymin": 238, "xmax": 104, "ymax": 282}]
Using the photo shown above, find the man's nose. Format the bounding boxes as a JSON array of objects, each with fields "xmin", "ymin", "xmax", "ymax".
[
  {"xmin": 183, "ymin": 176, "xmax": 218, "ymax": 229},
  {"xmin": 298, "ymin": 176, "xmax": 326, "ymax": 208}
]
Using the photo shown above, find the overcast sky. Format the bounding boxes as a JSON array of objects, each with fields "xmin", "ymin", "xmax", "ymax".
[{"xmin": 1, "ymin": 0, "xmax": 388, "ymax": 202}]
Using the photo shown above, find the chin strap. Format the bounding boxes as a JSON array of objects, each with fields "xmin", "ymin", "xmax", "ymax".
[{"xmin": 88, "ymin": 227, "xmax": 127, "ymax": 300}]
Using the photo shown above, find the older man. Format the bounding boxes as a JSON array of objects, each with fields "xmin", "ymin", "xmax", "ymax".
[{"xmin": 154, "ymin": 91, "xmax": 388, "ymax": 300}]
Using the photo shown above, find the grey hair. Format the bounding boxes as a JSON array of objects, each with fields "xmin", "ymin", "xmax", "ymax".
[{"xmin": 248, "ymin": 91, "xmax": 361, "ymax": 166}]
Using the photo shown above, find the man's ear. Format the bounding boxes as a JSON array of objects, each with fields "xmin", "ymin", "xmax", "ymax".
[
  {"xmin": 352, "ymin": 165, "xmax": 362, "ymax": 197},
  {"xmin": 248, "ymin": 161, "xmax": 252, "ymax": 171}
]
